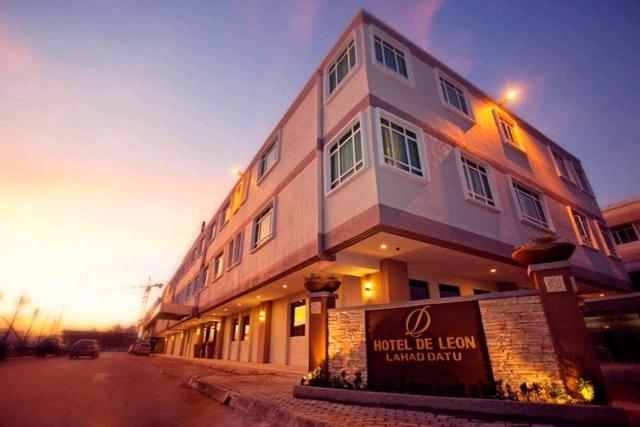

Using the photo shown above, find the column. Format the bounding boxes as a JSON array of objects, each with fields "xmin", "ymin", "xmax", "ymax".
[
  {"xmin": 255, "ymin": 301, "xmax": 272, "ymax": 363},
  {"xmin": 528, "ymin": 261, "xmax": 607, "ymax": 403},
  {"xmin": 307, "ymin": 291, "xmax": 337, "ymax": 373}
]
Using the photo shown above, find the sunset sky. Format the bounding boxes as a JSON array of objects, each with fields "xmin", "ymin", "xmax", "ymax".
[{"xmin": 1, "ymin": 0, "xmax": 638, "ymax": 332}]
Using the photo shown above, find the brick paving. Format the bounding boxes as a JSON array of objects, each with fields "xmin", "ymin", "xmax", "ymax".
[{"xmin": 149, "ymin": 356, "xmax": 556, "ymax": 427}]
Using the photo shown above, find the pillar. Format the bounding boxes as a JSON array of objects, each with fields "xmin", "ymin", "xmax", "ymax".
[
  {"xmin": 255, "ymin": 301, "xmax": 272, "ymax": 363},
  {"xmin": 380, "ymin": 259, "xmax": 409, "ymax": 303},
  {"xmin": 213, "ymin": 317, "xmax": 225, "ymax": 359},
  {"xmin": 307, "ymin": 291, "xmax": 337, "ymax": 373},
  {"xmin": 528, "ymin": 261, "xmax": 607, "ymax": 403}
]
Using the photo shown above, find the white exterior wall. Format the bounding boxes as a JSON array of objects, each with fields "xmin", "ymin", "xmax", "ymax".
[{"xmin": 361, "ymin": 20, "xmax": 628, "ymax": 284}]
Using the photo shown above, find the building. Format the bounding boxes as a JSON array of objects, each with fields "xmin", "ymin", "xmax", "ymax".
[
  {"xmin": 144, "ymin": 10, "xmax": 632, "ymax": 371},
  {"xmin": 602, "ymin": 197, "xmax": 640, "ymax": 290}
]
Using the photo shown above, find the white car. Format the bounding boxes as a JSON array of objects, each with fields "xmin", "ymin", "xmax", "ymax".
[{"xmin": 130, "ymin": 341, "xmax": 152, "ymax": 356}]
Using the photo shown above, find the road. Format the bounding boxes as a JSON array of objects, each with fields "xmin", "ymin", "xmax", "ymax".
[{"xmin": 0, "ymin": 352, "xmax": 264, "ymax": 427}]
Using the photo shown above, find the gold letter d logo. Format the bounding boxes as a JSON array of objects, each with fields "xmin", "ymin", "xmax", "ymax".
[{"xmin": 405, "ymin": 306, "xmax": 431, "ymax": 338}]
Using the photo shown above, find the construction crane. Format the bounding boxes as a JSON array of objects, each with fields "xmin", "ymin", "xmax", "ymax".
[{"xmin": 103, "ymin": 278, "xmax": 164, "ymax": 327}]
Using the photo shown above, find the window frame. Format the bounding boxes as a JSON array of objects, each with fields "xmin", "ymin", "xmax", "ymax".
[
  {"xmin": 434, "ymin": 68, "xmax": 475, "ymax": 123},
  {"xmin": 231, "ymin": 318, "xmax": 239, "ymax": 342},
  {"xmin": 241, "ymin": 315, "xmax": 250, "ymax": 341},
  {"xmin": 227, "ymin": 231, "xmax": 244, "ymax": 270},
  {"xmin": 325, "ymin": 112, "xmax": 367, "ymax": 194},
  {"xmin": 508, "ymin": 177, "xmax": 554, "ymax": 231},
  {"xmin": 212, "ymin": 249, "xmax": 225, "ymax": 282},
  {"xmin": 438, "ymin": 284, "xmax": 461, "ymax": 298},
  {"xmin": 374, "ymin": 108, "xmax": 430, "ymax": 182},
  {"xmin": 567, "ymin": 207, "xmax": 598, "ymax": 250},
  {"xmin": 492, "ymin": 109, "xmax": 524, "ymax": 152},
  {"xmin": 595, "ymin": 220, "xmax": 618, "ymax": 257},
  {"xmin": 409, "ymin": 279, "xmax": 430, "ymax": 301},
  {"xmin": 257, "ymin": 137, "xmax": 280, "ymax": 184},
  {"xmin": 548, "ymin": 147, "xmax": 573, "ymax": 182},
  {"xmin": 454, "ymin": 149, "xmax": 500, "ymax": 211},
  {"xmin": 219, "ymin": 200, "xmax": 231, "ymax": 230},
  {"xmin": 325, "ymin": 35, "xmax": 358, "ymax": 101},
  {"xmin": 370, "ymin": 30, "xmax": 414, "ymax": 85},
  {"xmin": 611, "ymin": 223, "xmax": 639, "ymax": 245},
  {"xmin": 571, "ymin": 161, "xmax": 593, "ymax": 194},
  {"xmin": 251, "ymin": 199, "xmax": 276, "ymax": 252},
  {"xmin": 289, "ymin": 300, "xmax": 306, "ymax": 337}
]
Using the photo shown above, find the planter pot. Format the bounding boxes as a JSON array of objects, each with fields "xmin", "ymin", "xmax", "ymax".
[
  {"xmin": 512, "ymin": 241, "xmax": 575, "ymax": 267},
  {"xmin": 304, "ymin": 278, "xmax": 341, "ymax": 293}
]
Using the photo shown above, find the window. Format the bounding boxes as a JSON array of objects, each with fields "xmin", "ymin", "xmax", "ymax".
[
  {"xmin": 241, "ymin": 315, "xmax": 250, "ymax": 340},
  {"xmin": 473, "ymin": 289, "xmax": 489, "ymax": 295},
  {"xmin": 227, "ymin": 232, "xmax": 243, "ymax": 269},
  {"xmin": 572, "ymin": 162, "xmax": 591, "ymax": 192},
  {"xmin": 437, "ymin": 71, "xmax": 471, "ymax": 118},
  {"xmin": 493, "ymin": 110, "xmax": 520, "ymax": 149},
  {"xmin": 328, "ymin": 40, "xmax": 356, "ymax": 95},
  {"xmin": 379, "ymin": 116, "xmax": 424, "ymax": 177},
  {"xmin": 459, "ymin": 155, "xmax": 495, "ymax": 207},
  {"xmin": 409, "ymin": 279, "xmax": 429, "ymax": 301},
  {"xmin": 231, "ymin": 173, "xmax": 250, "ymax": 214},
  {"xmin": 552, "ymin": 151, "xmax": 571, "ymax": 180},
  {"xmin": 597, "ymin": 222, "xmax": 618, "ymax": 257},
  {"xmin": 611, "ymin": 223, "xmax": 639, "ymax": 245},
  {"xmin": 328, "ymin": 121, "xmax": 363, "ymax": 190},
  {"xmin": 258, "ymin": 140, "xmax": 279, "ymax": 181},
  {"xmin": 374, "ymin": 35, "xmax": 408, "ymax": 77},
  {"xmin": 570, "ymin": 209, "xmax": 595, "ymax": 248},
  {"xmin": 438, "ymin": 284, "xmax": 461, "ymax": 298},
  {"xmin": 231, "ymin": 318, "xmax": 239, "ymax": 341},
  {"xmin": 213, "ymin": 250, "xmax": 224, "ymax": 280},
  {"xmin": 205, "ymin": 224, "xmax": 215, "ymax": 244},
  {"xmin": 512, "ymin": 182, "xmax": 549, "ymax": 228},
  {"xmin": 290, "ymin": 300, "xmax": 306, "ymax": 337},
  {"xmin": 252, "ymin": 201, "xmax": 275, "ymax": 250},
  {"xmin": 220, "ymin": 200, "xmax": 231, "ymax": 228}
]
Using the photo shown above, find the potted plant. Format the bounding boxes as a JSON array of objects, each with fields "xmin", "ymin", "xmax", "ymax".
[
  {"xmin": 303, "ymin": 274, "xmax": 341, "ymax": 293},
  {"xmin": 512, "ymin": 234, "xmax": 575, "ymax": 267}
]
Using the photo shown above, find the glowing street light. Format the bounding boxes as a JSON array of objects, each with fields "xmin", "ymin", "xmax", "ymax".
[
  {"xmin": 232, "ymin": 167, "xmax": 243, "ymax": 177},
  {"xmin": 498, "ymin": 87, "xmax": 520, "ymax": 107}
]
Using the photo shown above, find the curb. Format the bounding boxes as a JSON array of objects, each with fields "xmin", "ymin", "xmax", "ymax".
[{"xmin": 188, "ymin": 376, "xmax": 331, "ymax": 427}]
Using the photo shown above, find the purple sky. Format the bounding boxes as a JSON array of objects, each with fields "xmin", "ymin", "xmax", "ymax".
[{"xmin": 1, "ymin": 0, "xmax": 638, "ymax": 328}]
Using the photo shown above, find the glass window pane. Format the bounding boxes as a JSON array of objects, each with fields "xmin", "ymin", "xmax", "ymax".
[
  {"xmin": 445, "ymin": 85, "xmax": 461, "ymax": 110},
  {"xmin": 383, "ymin": 45, "xmax": 397, "ymax": 71},
  {"xmin": 392, "ymin": 131, "xmax": 408, "ymax": 165},
  {"xmin": 337, "ymin": 55, "xmax": 348, "ymax": 83},
  {"xmin": 407, "ymin": 139, "xmax": 421, "ymax": 169},
  {"xmin": 354, "ymin": 131, "xmax": 362, "ymax": 163},
  {"xmin": 374, "ymin": 40, "xmax": 383, "ymax": 63},
  {"xmin": 348, "ymin": 45, "xmax": 356, "ymax": 68},
  {"xmin": 397, "ymin": 55, "xmax": 407, "ymax": 77},
  {"xmin": 382, "ymin": 127, "xmax": 393, "ymax": 160},
  {"xmin": 339, "ymin": 140, "xmax": 354, "ymax": 174},
  {"xmin": 330, "ymin": 153, "xmax": 338, "ymax": 184}
]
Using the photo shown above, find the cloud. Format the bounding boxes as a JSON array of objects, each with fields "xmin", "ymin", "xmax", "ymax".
[{"xmin": 407, "ymin": 0, "xmax": 444, "ymax": 50}]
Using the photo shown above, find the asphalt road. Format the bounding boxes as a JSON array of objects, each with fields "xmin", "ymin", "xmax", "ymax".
[{"xmin": 0, "ymin": 352, "xmax": 264, "ymax": 427}]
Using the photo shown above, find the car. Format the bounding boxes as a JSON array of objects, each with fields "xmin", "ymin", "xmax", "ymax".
[
  {"xmin": 69, "ymin": 339, "xmax": 100, "ymax": 359},
  {"xmin": 36, "ymin": 338, "xmax": 64, "ymax": 357},
  {"xmin": 130, "ymin": 341, "xmax": 152, "ymax": 356}
]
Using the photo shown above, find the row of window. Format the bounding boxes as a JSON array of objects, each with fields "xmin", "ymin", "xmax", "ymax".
[
  {"xmin": 611, "ymin": 222, "xmax": 639, "ymax": 245},
  {"xmin": 327, "ymin": 31, "xmax": 591, "ymax": 196},
  {"xmin": 229, "ymin": 300, "xmax": 307, "ymax": 342},
  {"xmin": 408, "ymin": 280, "xmax": 488, "ymax": 301},
  {"xmin": 327, "ymin": 110, "xmax": 616, "ymax": 256}
]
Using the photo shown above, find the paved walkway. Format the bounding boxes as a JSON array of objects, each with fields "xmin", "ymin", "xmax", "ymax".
[{"xmin": 152, "ymin": 356, "xmax": 554, "ymax": 427}]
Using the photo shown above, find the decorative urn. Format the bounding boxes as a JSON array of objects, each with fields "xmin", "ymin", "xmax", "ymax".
[
  {"xmin": 511, "ymin": 234, "xmax": 576, "ymax": 267},
  {"xmin": 303, "ymin": 274, "xmax": 341, "ymax": 293}
]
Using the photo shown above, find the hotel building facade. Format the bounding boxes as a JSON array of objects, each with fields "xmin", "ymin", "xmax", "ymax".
[
  {"xmin": 144, "ymin": 10, "xmax": 632, "ymax": 371},
  {"xmin": 602, "ymin": 197, "xmax": 640, "ymax": 290}
]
